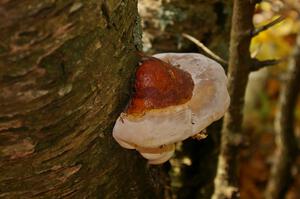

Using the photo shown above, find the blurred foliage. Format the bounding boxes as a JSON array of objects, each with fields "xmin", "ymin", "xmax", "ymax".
[{"xmin": 241, "ymin": 1, "xmax": 300, "ymax": 199}]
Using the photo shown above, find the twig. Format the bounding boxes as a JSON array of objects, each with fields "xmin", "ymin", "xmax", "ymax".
[
  {"xmin": 182, "ymin": 33, "xmax": 228, "ymax": 65},
  {"xmin": 250, "ymin": 58, "xmax": 280, "ymax": 71},
  {"xmin": 251, "ymin": 16, "xmax": 285, "ymax": 37},
  {"xmin": 265, "ymin": 32, "xmax": 300, "ymax": 199}
]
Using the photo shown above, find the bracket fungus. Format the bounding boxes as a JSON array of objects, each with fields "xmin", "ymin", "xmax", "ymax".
[{"xmin": 113, "ymin": 53, "xmax": 230, "ymax": 164}]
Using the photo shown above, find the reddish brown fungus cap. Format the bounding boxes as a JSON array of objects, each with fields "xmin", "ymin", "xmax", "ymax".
[{"xmin": 127, "ymin": 57, "xmax": 194, "ymax": 115}]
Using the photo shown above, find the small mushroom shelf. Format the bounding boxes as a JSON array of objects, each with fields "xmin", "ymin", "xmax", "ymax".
[{"xmin": 113, "ymin": 53, "xmax": 230, "ymax": 164}]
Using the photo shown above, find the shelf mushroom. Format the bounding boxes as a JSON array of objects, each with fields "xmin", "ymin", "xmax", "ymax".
[{"xmin": 113, "ymin": 53, "xmax": 230, "ymax": 164}]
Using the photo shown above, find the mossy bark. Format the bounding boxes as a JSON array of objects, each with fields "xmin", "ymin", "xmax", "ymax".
[{"xmin": 0, "ymin": 1, "xmax": 163, "ymax": 198}]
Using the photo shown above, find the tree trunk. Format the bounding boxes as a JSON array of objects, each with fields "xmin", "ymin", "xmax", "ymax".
[
  {"xmin": 0, "ymin": 1, "xmax": 164, "ymax": 198},
  {"xmin": 212, "ymin": 0, "xmax": 256, "ymax": 198}
]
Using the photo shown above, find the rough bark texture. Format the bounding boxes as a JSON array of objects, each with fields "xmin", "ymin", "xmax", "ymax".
[
  {"xmin": 0, "ymin": 1, "xmax": 164, "ymax": 198},
  {"xmin": 212, "ymin": 1, "xmax": 256, "ymax": 199},
  {"xmin": 265, "ymin": 32, "xmax": 300, "ymax": 199}
]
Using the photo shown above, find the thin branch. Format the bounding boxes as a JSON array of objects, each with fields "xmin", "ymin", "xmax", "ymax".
[
  {"xmin": 182, "ymin": 33, "xmax": 228, "ymax": 65},
  {"xmin": 250, "ymin": 58, "xmax": 280, "ymax": 71},
  {"xmin": 212, "ymin": 0, "xmax": 257, "ymax": 198},
  {"xmin": 251, "ymin": 16, "xmax": 285, "ymax": 37},
  {"xmin": 265, "ymin": 32, "xmax": 300, "ymax": 199}
]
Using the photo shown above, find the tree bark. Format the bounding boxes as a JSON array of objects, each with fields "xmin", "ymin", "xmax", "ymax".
[
  {"xmin": 0, "ymin": 1, "xmax": 164, "ymax": 198},
  {"xmin": 265, "ymin": 31, "xmax": 300, "ymax": 199}
]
